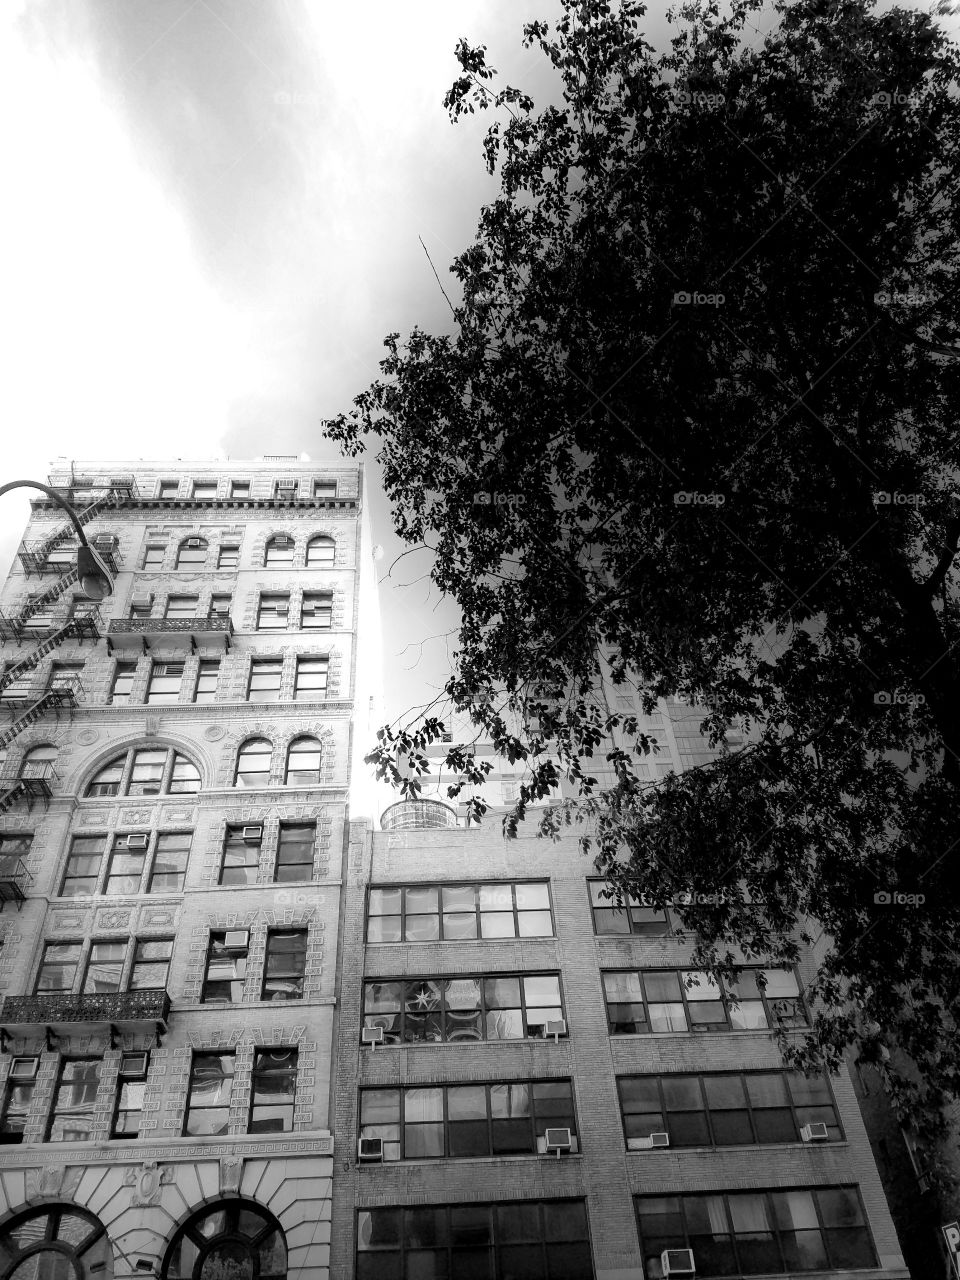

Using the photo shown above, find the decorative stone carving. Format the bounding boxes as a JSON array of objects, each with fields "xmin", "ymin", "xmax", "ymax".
[
  {"xmin": 77, "ymin": 729, "xmax": 100, "ymax": 745},
  {"xmin": 205, "ymin": 725, "xmax": 226, "ymax": 740},
  {"xmin": 220, "ymin": 1156, "xmax": 244, "ymax": 1194},
  {"xmin": 123, "ymin": 1160, "xmax": 174, "ymax": 1206}
]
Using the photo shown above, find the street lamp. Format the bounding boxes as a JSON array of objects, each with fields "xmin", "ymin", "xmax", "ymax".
[{"xmin": 0, "ymin": 478, "xmax": 115, "ymax": 600}]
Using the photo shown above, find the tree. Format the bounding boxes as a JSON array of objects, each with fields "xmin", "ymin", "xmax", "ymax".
[{"xmin": 327, "ymin": 0, "xmax": 960, "ymax": 1188}]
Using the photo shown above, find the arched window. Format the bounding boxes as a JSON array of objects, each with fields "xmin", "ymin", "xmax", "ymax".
[
  {"xmin": 175, "ymin": 537, "xmax": 208, "ymax": 569},
  {"xmin": 264, "ymin": 535, "xmax": 295, "ymax": 568},
  {"xmin": 285, "ymin": 736, "xmax": 322, "ymax": 785},
  {"xmin": 85, "ymin": 746, "xmax": 201, "ymax": 798},
  {"xmin": 0, "ymin": 1204, "xmax": 112, "ymax": 1279},
  {"xmin": 305, "ymin": 535, "xmax": 334, "ymax": 567},
  {"xmin": 20, "ymin": 744, "xmax": 57, "ymax": 778},
  {"xmin": 163, "ymin": 1201, "xmax": 287, "ymax": 1280},
  {"xmin": 235, "ymin": 738, "xmax": 273, "ymax": 788}
]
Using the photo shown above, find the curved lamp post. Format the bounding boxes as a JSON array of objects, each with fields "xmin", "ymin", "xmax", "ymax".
[{"xmin": 0, "ymin": 479, "xmax": 114, "ymax": 601}]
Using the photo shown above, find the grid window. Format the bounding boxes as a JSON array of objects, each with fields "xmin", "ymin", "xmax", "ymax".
[
  {"xmin": 274, "ymin": 480, "xmax": 298, "ymax": 498},
  {"xmin": 619, "ymin": 1071, "xmax": 842, "ymax": 1148},
  {"xmin": 165, "ymin": 594, "xmax": 198, "ymax": 619},
  {"xmin": 175, "ymin": 537, "xmax": 208, "ymax": 568},
  {"xmin": 130, "ymin": 938, "xmax": 173, "ymax": 989},
  {"xmin": 235, "ymin": 737, "xmax": 273, "ymax": 788},
  {"xmin": 294, "ymin": 657, "xmax": 327, "ymax": 701},
  {"xmin": 285, "ymin": 736, "xmax": 322, "ymax": 785},
  {"xmin": 146, "ymin": 663, "xmax": 184, "ymax": 704},
  {"xmin": 192, "ymin": 481, "xmax": 217, "ymax": 499},
  {"xmin": 257, "ymin": 593, "xmax": 290, "ymax": 630},
  {"xmin": 603, "ymin": 968, "xmax": 807, "ymax": 1035},
  {"xmin": 85, "ymin": 747, "xmax": 200, "ymax": 798},
  {"xmin": 112, "ymin": 1052, "xmax": 149, "ymax": 1139},
  {"xmin": 217, "ymin": 543, "xmax": 240, "ymax": 568},
  {"xmin": 262, "ymin": 930, "xmax": 307, "ymax": 1000},
  {"xmin": 0, "ymin": 1072, "xmax": 36, "ymax": 1144},
  {"xmin": 275, "ymin": 823, "xmax": 315, "ymax": 882},
  {"xmin": 248, "ymin": 659, "xmax": 283, "ymax": 702},
  {"xmin": 82, "ymin": 940, "xmax": 125, "ymax": 993},
  {"xmin": 170, "ymin": 754, "xmax": 201, "ymax": 793},
  {"xmin": 635, "ymin": 1186, "xmax": 876, "ymax": 1277},
  {"xmin": 264, "ymin": 536, "xmax": 294, "ymax": 568},
  {"xmin": 183, "ymin": 1052, "xmax": 234, "ymax": 1136},
  {"xmin": 193, "ymin": 659, "xmax": 220, "ymax": 702},
  {"xmin": 220, "ymin": 826, "xmax": 261, "ymax": 886},
  {"xmin": 47, "ymin": 662, "xmax": 83, "ymax": 692},
  {"xmin": 230, "ymin": 481, "xmax": 250, "ymax": 498},
  {"xmin": 313, "ymin": 480, "xmax": 337, "ymax": 498},
  {"xmin": 0, "ymin": 833, "xmax": 31, "ymax": 891},
  {"xmin": 367, "ymin": 882, "xmax": 553, "ymax": 943},
  {"xmin": 20, "ymin": 744, "xmax": 56, "ymax": 778},
  {"xmin": 305, "ymin": 535, "xmax": 334, "ymax": 567},
  {"xmin": 36, "ymin": 942, "xmax": 81, "ymax": 992},
  {"xmin": 46, "ymin": 539, "xmax": 76, "ymax": 567},
  {"xmin": 142, "ymin": 544, "xmax": 165, "ymax": 570},
  {"xmin": 209, "ymin": 593, "xmax": 232, "ymax": 618},
  {"xmin": 47, "ymin": 1059, "xmax": 101, "ymax": 1142},
  {"xmin": 360, "ymin": 1079, "xmax": 577, "ymax": 1161},
  {"xmin": 300, "ymin": 591, "xmax": 332, "ymax": 630},
  {"xmin": 362, "ymin": 973, "xmax": 564, "ymax": 1044},
  {"xmin": 202, "ymin": 932, "xmax": 249, "ymax": 1002},
  {"xmin": 109, "ymin": 662, "xmax": 136, "ymax": 704},
  {"xmin": 250, "ymin": 1049, "xmax": 298, "ymax": 1132},
  {"xmin": 357, "ymin": 1200, "xmax": 592, "ymax": 1280},
  {"xmin": 158, "ymin": 480, "xmax": 179, "ymax": 498},
  {"xmin": 130, "ymin": 747, "xmax": 168, "ymax": 793},
  {"xmin": 129, "ymin": 599, "xmax": 152, "ymax": 620},
  {"xmin": 60, "ymin": 836, "xmax": 106, "ymax": 897},
  {"xmin": 149, "ymin": 833, "xmax": 192, "ymax": 893},
  {"xmin": 589, "ymin": 881, "xmax": 672, "ymax": 936},
  {"xmin": 104, "ymin": 834, "xmax": 147, "ymax": 895}
]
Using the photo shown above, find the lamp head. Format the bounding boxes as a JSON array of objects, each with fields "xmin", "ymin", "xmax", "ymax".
[{"xmin": 76, "ymin": 544, "xmax": 114, "ymax": 601}]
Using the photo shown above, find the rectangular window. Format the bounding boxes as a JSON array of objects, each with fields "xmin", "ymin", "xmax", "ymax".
[
  {"xmin": 274, "ymin": 480, "xmax": 298, "ymax": 497},
  {"xmin": 128, "ymin": 748, "xmax": 167, "ymax": 795},
  {"xmin": 21, "ymin": 598, "xmax": 54, "ymax": 633},
  {"xmin": 603, "ymin": 968, "xmax": 807, "ymax": 1035},
  {"xmin": 217, "ymin": 543, "xmax": 240, "ymax": 568},
  {"xmin": 219, "ymin": 826, "xmax": 261, "ymax": 886},
  {"xmin": 248, "ymin": 659, "xmax": 283, "ymax": 702},
  {"xmin": 164, "ymin": 595, "xmax": 198, "ymax": 619},
  {"xmin": 367, "ymin": 882, "xmax": 553, "ymax": 943},
  {"xmin": 141, "ymin": 544, "xmax": 165, "ymax": 570},
  {"xmin": 230, "ymin": 482, "xmax": 250, "ymax": 498},
  {"xmin": 109, "ymin": 661, "xmax": 137, "ymax": 705},
  {"xmin": 193, "ymin": 481, "xmax": 217, "ymax": 499},
  {"xmin": 47, "ymin": 1059, "xmax": 101, "ymax": 1142},
  {"xmin": 294, "ymin": 657, "xmax": 327, "ymax": 701},
  {"xmin": 300, "ymin": 591, "xmax": 332, "ymax": 630},
  {"xmin": 112, "ymin": 1051, "xmax": 149, "ymax": 1139},
  {"xmin": 0, "ymin": 667, "xmax": 32, "ymax": 701},
  {"xmin": 0, "ymin": 1070, "xmax": 36, "ymax": 1144},
  {"xmin": 360, "ymin": 1079, "xmax": 577, "ymax": 1161},
  {"xmin": 619, "ymin": 1071, "xmax": 842, "ymax": 1149},
  {"xmin": 129, "ymin": 599, "xmax": 153, "ymax": 620},
  {"xmin": 209, "ymin": 593, "xmax": 232, "ymax": 618},
  {"xmin": 59, "ymin": 836, "xmax": 106, "ymax": 897},
  {"xmin": 275, "ymin": 823, "xmax": 315, "ymax": 883},
  {"xmin": 104, "ymin": 834, "xmax": 147, "ymax": 895},
  {"xmin": 589, "ymin": 881, "xmax": 673, "ymax": 936},
  {"xmin": 262, "ymin": 930, "xmax": 307, "ymax": 1001},
  {"xmin": 635, "ymin": 1186, "xmax": 877, "ymax": 1276},
  {"xmin": 357, "ymin": 1201, "xmax": 592, "ymax": 1278},
  {"xmin": 183, "ymin": 1052, "xmax": 234, "ymax": 1136},
  {"xmin": 361, "ymin": 973, "xmax": 564, "ymax": 1045},
  {"xmin": 0, "ymin": 833, "xmax": 31, "ymax": 888},
  {"xmin": 313, "ymin": 480, "xmax": 337, "ymax": 498},
  {"xmin": 158, "ymin": 480, "xmax": 179, "ymax": 498},
  {"xmin": 249, "ymin": 1048, "xmax": 298, "ymax": 1132},
  {"xmin": 257, "ymin": 593, "xmax": 290, "ymax": 630},
  {"xmin": 146, "ymin": 662, "xmax": 184, "ymax": 704},
  {"xmin": 47, "ymin": 662, "xmax": 83, "ymax": 693},
  {"xmin": 82, "ymin": 939, "xmax": 125, "ymax": 993},
  {"xmin": 202, "ymin": 931, "xmax": 249, "ymax": 1002},
  {"xmin": 129, "ymin": 938, "xmax": 173, "ymax": 990},
  {"xmin": 193, "ymin": 659, "xmax": 220, "ymax": 703}
]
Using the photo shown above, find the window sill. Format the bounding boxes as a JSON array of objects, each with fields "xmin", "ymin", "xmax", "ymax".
[
  {"xmin": 625, "ymin": 1139, "xmax": 848, "ymax": 1153},
  {"xmin": 365, "ymin": 937, "xmax": 557, "ymax": 946}
]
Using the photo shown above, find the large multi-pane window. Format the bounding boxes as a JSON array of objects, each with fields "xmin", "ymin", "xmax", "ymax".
[
  {"xmin": 367, "ymin": 882, "xmax": 553, "ymax": 943},
  {"xmin": 263, "ymin": 536, "xmax": 294, "ymax": 567},
  {"xmin": 362, "ymin": 974, "xmax": 565, "ymax": 1044},
  {"xmin": 175, "ymin": 537, "xmax": 208, "ymax": 568},
  {"xmin": 635, "ymin": 1186, "xmax": 877, "ymax": 1277},
  {"xmin": 202, "ymin": 931, "xmax": 249, "ymax": 1002},
  {"xmin": 359, "ymin": 1080, "xmax": 577, "ymax": 1161},
  {"xmin": 619, "ymin": 1071, "xmax": 842, "ymax": 1148},
  {"xmin": 165, "ymin": 594, "xmax": 199, "ymax": 619},
  {"xmin": 257, "ymin": 593, "xmax": 290, "ymax": 630},
  {"xmin": 262, "ymin": 930, "xmax": 307, "ymax": 1000},
  {"xmin": 59, "ymin": 836, "xmax": 105, "ymax": 897},
  {"xmin": 602, "ymin": 968, "xmax": 807, "ymax": 1034},
  {"xmin": 285, "ymin": 736, "xmax": 322, "ymax": 785},
  {"xmin": 149, "ymin": 833, "xmax": 191, "ymax": 891},
  {"xmin": 146, "ymin": 662, "xmax": 184, "ymax": 704},
  {"xmin": 357, "ymin": 1201, "xmax": 593, "ymax": 1280},
  {"xmin": 82, "ymin": 940, "xmax": 125, "ymax": 993},
  {"xmin": 47, "ymin": 1059, "xmax": 101, "ymax": 1142},
  {"xmin": 305, "ymin": 535, "xmax": 334, "ymax": 567},
  {"xmin": 193, "ymin": 659, "xmax": 220, "ymax": 702},
  {"xmin": 234, "ymin": 738, "xmax": 273, "ymax": 787},
  {"xmin": 588, "ymin": 881, "xmax": 675, "ymax": 936},
  {"xmin": 249, "ymin": 1049, "xmax": 298, "ymax": 1132},
  {"xmin": 36, "ymin": 937, "xmax": 172, "ymax": 996},
  {"xmin": 60, "ymin": 831, "xmax": 192, "ymax": 897},
  {"xmin": 300, "ymin": 591, "xmax": 332, "ymax": 629},
  {"xmin": 274, "ymin": 823, "xmax": 315, "ymax": 882},
  {"xmin": 109, "ymin": 662, "xmax": 137, "ymax": 704},
  {"xmin": 104, "ymin": 834, "xmax": 148, "ymax": 895},
  {"xmin": 112, "ymin": 1052, "xmax": 149, "ymax": 1139},
  {"xmin": 130, "ymin": 938, "xmax": 173, "ymax": 989},
  {"xmin": 248, "ymin": 659, "xmax": 283, "ymax": 702},
  {"xmin": 184, "ymin": 1052, "xmax": 234, "ymax": 1136},
  {"xmin": 0, "ymin": 1062, "xmax": 37, "ymax": 1144},
  {"xmin": 294, "ymin": 657, "xmax": 327, "ymax": 700},
  {"xmin": 85, "ymin": 747, "xmax": 200, "ymax": 798},
  {"xmin": 220, "ymin": 826, "xmax": 262, "ymax": 886}
]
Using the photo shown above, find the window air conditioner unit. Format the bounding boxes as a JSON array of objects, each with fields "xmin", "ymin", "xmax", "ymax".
[
  {"xmin": 224, "ymin": 930, "xmax": 249, "ymax": 949},
  {"xmin": 543, "ymin": 1127, "xmax": 573, "ymax": 1154},
  {"xmin": 800, "ymin": 1122, "xmax": 830, "ymax": 1142},
  {"xmin": 274, "ymin": 535, "xmax": 293, "ymax": 546},
  {"xmin": 241, "ymin": 826, "xmax": 262, "ymax": 843},
  {"xmin": 132, "ymin": 594, "xmax": 153, "ymax": 607},
  {"xmin": 358, "ymin": 1137, "xmax": 383, "ymax": 1161},
  {"xmin": 662, "ymin": 1249, "xmax": 696, "ymax": 1276},
  {"xmin": 545, "ymin": 1019, "xmax": 567, "ymax": 1040},
  {"xmin": 186, "ymin": 538, "xmax": 204, "ymax": 548},
  {"xmin": 121, "ymin": 1052, "xmax": 150, "ymax": 1077},
  {"xmin": 650, "ymin": 1131, "xmax": 670, "ymax": 1147},
  {"xmin": 125, "ymin": 834, "xmax": 149, "ymax": 850},
  {"xmin": 274, "ymin": 604, "xmax": 289, "ymax": 616},
  {"xmin": 9, "ymin": 1057, "xmax": 39, "ymax": 1080},
  {"xmin": 361, "ymin": 1026, "xmax": 384, "ymax": 1046}
]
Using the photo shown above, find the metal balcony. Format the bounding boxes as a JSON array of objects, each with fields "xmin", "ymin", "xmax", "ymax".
[
  {"xmin": 0, "ymin": 858, "xmax": 32, "ymax": 911},
  {"xmin": 380, "ymin": 798, "xmax": 459, "ymax": 831},
  {"xmin": 0, "ymin": 763, "xmax": 60, "ymax": 816},
  {"xmin": 106, "ymin": 614, "xmax": 233, "ymax": 654},
  {"xmin": 0, "ymin": 988, "xmax": 170, "ymax": 1050}
]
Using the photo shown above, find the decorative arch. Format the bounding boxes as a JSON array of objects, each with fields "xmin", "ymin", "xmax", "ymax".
[
  {"xmin": 80, "ymin": 740, "xmax": 205, "ymax": 798},
  {"xmin": 215, "ymin": 723, "xmax": 335, "ymax": 788},
  {"xmin": 0, "ymin": 1203, "xmax": 113, "ymax": 1279},
  {"xmin": 161, "ymin": 1199, "xmax": 286, "ymax": 1280}
]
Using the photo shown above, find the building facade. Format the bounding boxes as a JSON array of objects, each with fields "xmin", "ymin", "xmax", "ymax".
[{"xmin": 0, "ymin": 456, "xmax": 374, "ymax": 1278}]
